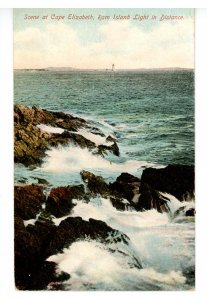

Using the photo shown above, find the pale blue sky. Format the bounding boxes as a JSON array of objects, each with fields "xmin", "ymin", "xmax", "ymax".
[{"xmin": 14, "ymin": 8, "xmax": 194, "ymax": 69}]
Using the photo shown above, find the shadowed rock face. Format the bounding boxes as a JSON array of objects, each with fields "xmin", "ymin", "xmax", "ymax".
[
  {"xmin": 80, "ymin": 170, "xmax": 110, "ymax": 197},
  {"xmin": 14, "ymin": 122, "xmax": 49, "ymax": 166},
  {"xmin": 15, "ymin": 213, "xmax": 130, "ymax": 290},
  {"xmin": 185, "ymin": 208, "xmax": 195, "ymax": 217},
  {"xmin": 135, "ymin": 182, "xmax": 167, "ymax": 213},
  {"xmin": 45, "ymin": 217, "xmax": 130, "ymax": 257},
  {"xmin": 97, "ymin": 142, "xmax": 120, "ymax": 157},
  {"xmin": 14, "ymin": 163, "xmax": 195, "ymax": 290},
  {"xmin": 14, "ymin": 104, "xmax": 120, "ymax": 166},
  {"xmin": 109, "ymin": 172, "xmax": 168, "ymax": 213},
  {"xmin": 14, "ymin": 185, "xmax": 46, "ymax": 219},
  {"xmin": 109, "ymin": 173, "xmax": 141, "ymax": 202},
  {"xmin": 46, "ymin": 185, "xmax": 85, "ymax": 218},
  {"xmin": 14, "ymin": 215, "xmax": 69, "ymax": 290},
  {"xmin": 141, "ymin": 165, "xmax": 194, "ymax": 201},
  {"xmin": 14, "ymin": 104, "xmax": 86, "ymax": 130}
]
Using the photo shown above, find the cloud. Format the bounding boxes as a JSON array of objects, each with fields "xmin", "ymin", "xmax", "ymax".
[{"xmin": 14, "ymin": 18, "xmax": 194, "ymax": 69}]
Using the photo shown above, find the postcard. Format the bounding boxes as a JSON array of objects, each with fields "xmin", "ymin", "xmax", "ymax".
[{"xmin": 13, "ymin": 8, "xmax": 195, "ymax": 291}]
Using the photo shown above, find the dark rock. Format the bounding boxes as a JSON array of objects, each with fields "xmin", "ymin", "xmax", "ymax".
[
  {"xmin": 109, "ymin": 173, "xmax": 169, "ymax": 213},
  {"xmin": 14, "ymin": 122, "xmax": 49, "ymax": 166},
  {"xmin": 97, "ymin": 141, "xmax": 120, "ymax": 156},
  {"xmin": 15, "ymin": 214, "xmax": 58, "ymax": 290},
  {"xmin": 109, "ymin": 173, "xmax": 141, "ymax": 203},
  {"xmin": 14, "ymin": 104, "xmax": 120, "ymax": 166},
  {"xmin": 109, "ymin": 195, "xmax": 134, "ymax": 211},
  {"xmin": 17, "ymin": 177, "xmax": 27, "ymax": 184},
  {"xmin": 29, "ymin": 261, "xmax": 69, "ymax": 290},
  {"xmin": 38, "ymin": 210, "xmax": 54, "ymax": 223},
  {"xmin": 46, "ymin": 185, "xmax": 85, "ymax": 218},
  {"xmin": 141, "ymin": 165, "xmax": 194, "ymax": 201},
  {"xmin": 15, "ymin": 218, "xmax": 42, "ymax": 289},
  {"xmin": 185, "ymin": 208, "xmax": 195, "ymax": 217},
  {"xmin": 173, "ymin": 206, "xmax": 195, "ymax": 218},
  {"xmin": 31, "ymin": 177, "xmax": 50, "ymax": 185},
  {"xmin": 183, "ymin": 266, "xmax": 195, "ymax": 285},
  {"xmin": 49, "ymin": 131, "xmax": 96, "ymax": 150},
  {"xmin": 106, "ymin": 135, "xmax": 117, "ymax": 143},
  {"xmin": 14, "ymin": 185, "xmax": 46, "ymax": 220},
  {"xmin": 26, "ymin": 221, "xmax": 57, "ymax": 248},
  {"xmin": 14, "ymin": 104, "xmax": 86, "ymax": 131},
  {"xmin": 80, "ymin": 170, "xmax": 109, "ymax": 197},
  {"xmin": 46, "ymin": 217, "xmax": 129, "ymax": 257},
  {"xmin": 90, "ymin": 127, "xmax": 105, "ymax": 137},
  {"xmin": 135, "ymin": 182, "xmax": 167, "ymax": 213}
]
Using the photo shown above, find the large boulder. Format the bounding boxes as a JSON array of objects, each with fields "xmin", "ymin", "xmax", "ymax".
[
  {"xmin": 80, "ymin": 170, "xmax": 110, "ymax": 197},
  {"xmin": 109, "ymin": 172, "xmax": 173, "ymax": 213},
  {"xmin": 14, "ymin": 122, "xmax": 49, "ymax": 166},
  {"xmin": 14, "ymin": 185, "xmax": 46, "ymax": 219},
  {"xmin": 46, "ymin": 217, "xmax": 130, "ymax": 257},
  {"xmin": 141, "ymin": 165, "xmax": 194, "ymax": 201},
  {"xmin": 135, "ymin": 182, "xmax": 167, "ymax": 213},
  {"xmin": 14, "ymin": 215, "xmax": 67, "ymax": 290},
  {"xmin": 109, "ymin": 173, "xmax": 141, "ymax": 203},
  {"xmin": 46, "ymin": 185, "xmax": 85, "ymax": 218}
]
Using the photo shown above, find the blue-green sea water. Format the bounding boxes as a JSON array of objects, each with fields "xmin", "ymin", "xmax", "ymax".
[
  {"xmin": 14, "ymin": 69, "xmax": 195, "ymax": 291},
  {"xmin": 14, "ymin": 69, "xmax": 194, "ymax": 165}
]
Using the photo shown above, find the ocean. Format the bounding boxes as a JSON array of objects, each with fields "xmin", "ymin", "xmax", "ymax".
[{"xmin": 14, "ymin": 69, "xmax": 195, "ymax": 291}]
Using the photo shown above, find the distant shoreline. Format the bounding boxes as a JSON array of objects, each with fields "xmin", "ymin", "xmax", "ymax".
[{"xmin": 14, "ymin": 67, "xmax": 194, "ymax": 72}]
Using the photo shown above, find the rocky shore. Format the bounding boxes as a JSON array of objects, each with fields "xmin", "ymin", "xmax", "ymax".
[
  {"xmin": 14, "ymin": 104, "xmax": 195, "ymax": 290},
  {"xmin": 14, "ymin": 104, "xmax": 120, "ymax": 167},
  {"xmin": 15, "ymin": 165, "xmax": 195, "ymax": 290}
]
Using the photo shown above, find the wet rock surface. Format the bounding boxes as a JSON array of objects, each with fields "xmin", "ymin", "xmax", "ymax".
[
  {"xmin": 15, "ymin": 210, "xmax": 129, "ymax": 289},
  {"xmin": 14, "ymin": 103, "xmax": 86, "ymax": 131},
  {"xmin": 15, "ymin": 215, "xmax": 58, "ymax": 290},
  {"xmin": 109, "ymin": 173, "xmax": 141, "ymax": 203},
  {"xmin": 14, "ymin": 164, "xmax": 195, "ymax": 290},
  {"xmin": 46, "ymin": 185, "xmax": 85, "ymax": 218},
  {"xmin": 14, "ymin": 184, "xmax": 46, "ymax": 219},
  {"xmin": 46, "ymin": 217, "xmax": 130, "ymax": 257},
  {"xmin": 81, "ymin": 170, "xmax": 110, "ymax": 197},
  {"xmin": 14, "ymin": 104, "xmax": 120, "ymax": 166},
  {"xmin": 141, "ymin": 165, "xmax": 194, "ymax": 201}
]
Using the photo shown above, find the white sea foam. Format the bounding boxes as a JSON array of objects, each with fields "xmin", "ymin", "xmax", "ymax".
[
  {"xmin": 98, "ymin": 119, "xmax": 116, "ymax": 131},
  {"xmin": 138, "ymin": 268, "xmax": 186, "ymax": 285},
  {"xmin": 37, "ymin": 124, "xmax": 64, "ymax": 134},
  {"xmin": 159, "ymin": 192, "xmax": 184, "ymax": 215},
  {"xmin": 52, "ymin": 215, "xmax": 69, "ymax": 226},
  {"xmin": 23, "ymin": 219, "xmax": 36, "ymax": 227},
  {"xmin": 77, "ymin": 129, "xmax": 106, "ymax": 146},
  {"xmin": 70, "ymin": 196, "xmax": 194, "ymax": 278},
  {"xmin": 23, "ymin": 212, "xmax": 41, "ymax": 227},
  {"xmin": 47, "ymin": 240, "xmax": 187, "ymax": 291},
  {"xmin": 45, "ymin": 184, "xmax": 194, "ymax": 291},
  {"xmin": 72, "ymin": 197, "xmax": 169, "ymax": 230},
  {"xmin": 40, "ymin": 145, "xmax": 152, "ymax": 174},
  {"xmin": 159, "ymin": 192, "xmax": 195, "ymax": 217}
]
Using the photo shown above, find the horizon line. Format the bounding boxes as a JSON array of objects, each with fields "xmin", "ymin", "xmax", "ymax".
[{"xmin": 14, "ymin": 67, "xmax": 194, "ymax": 71}]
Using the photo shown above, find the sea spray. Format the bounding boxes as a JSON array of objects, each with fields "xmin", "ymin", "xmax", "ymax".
[
  {"xmin": 37, "ymin": 124, "xmax": 64, "ymax": 134},
  {"xmin": 14, "ymin": 69, "xmax": 195, "ymax": 290},
  {"xmin": 46, "ymin": 196, "xmax": 194, "ymax": 290},
  {"xmin": 39, "ymin": 145, "xmax": 154, "ymax": 175},
  {"xmin": 48, "ymin": 240, "xmax": 186, "ymax": 291}
]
